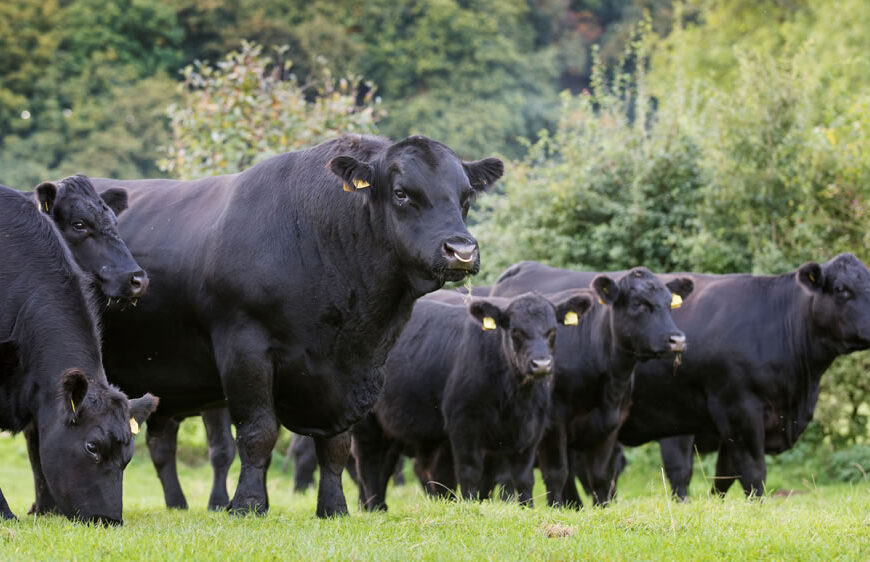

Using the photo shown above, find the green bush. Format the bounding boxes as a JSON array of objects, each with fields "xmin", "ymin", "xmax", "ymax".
[{"xmin": 159, "ymin": 41, "xmax": 381, "ymax": 180}]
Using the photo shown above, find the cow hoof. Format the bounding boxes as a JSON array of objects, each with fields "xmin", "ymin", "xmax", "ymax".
[
  {"xmin": 207, "ymin": 493, "xmax": 229, "ymax": 511},
  {"xmin": 227, "ymin": 499, "xmax": 268, "ymax": 517},
  {"xmin": 316, "ymin": 503, "xmax": 350, "ymax": 518},
  {"xmin": 27, "ymin": 502, "xmax": 59, "ymax": 516},
  {"xmin": 0, "ymin": 510, "xmax": 16, "ymax": 521}
]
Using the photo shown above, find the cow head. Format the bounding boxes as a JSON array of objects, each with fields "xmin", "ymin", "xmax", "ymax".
[
  {"xmin": 329, "ymin": 136, "xmax": 503, "ymax": 296},
  {"xmin": 469, "ymin": 291, "xmax": 592, "ymax": 383},
  {"xmin": 592, "ymin": 267, "xmax": 694, "ymax": 360},
  {"xmin": 35, "ymin": 175, "xmax": 148, "ymax": 300},
  {"xmin": 36, "ymin": 368, "xmax": 158, "ymax": 524},
  {"xmin": 797, "ymin": 253, "xmax": 870, "ymax": 352}
]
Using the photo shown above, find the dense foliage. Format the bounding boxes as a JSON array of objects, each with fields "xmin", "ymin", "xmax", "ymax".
[
  {"xmin": 160, "ymin": 42, "xmax": 380, "ymax": 179},
  {"xmin": 1, "ymin": 0, "xmax": 654, "ymax": 188}
]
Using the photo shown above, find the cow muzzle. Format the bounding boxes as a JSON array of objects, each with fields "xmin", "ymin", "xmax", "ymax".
[
  {"xmin": 442, "ymin": 239, "xmax": 479, "ymax": 272},
  {"xmin": 668, "ymin": 333, "xmax": 687, "ymax": 353},
  {"xmin": 528, "ymin": 357, "xmax": 554, "ymax": 377}
]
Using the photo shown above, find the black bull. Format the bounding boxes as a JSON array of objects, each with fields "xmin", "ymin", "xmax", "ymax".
[
  {"xmin": 91, "ymin": 134, "xmax": 503, "ymax": 517},
  {"xmin": 493, "ymin": 254, "xmax": 870, "ymax": 498},
  {"xmin": 0, "ymin": 185, "xmax": 157, "ymax": 524}
]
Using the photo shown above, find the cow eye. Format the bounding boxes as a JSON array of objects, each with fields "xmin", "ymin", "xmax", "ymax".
[
  {"xmin": 71, "ymin": 221, "xmax": 87, "ymax": 232},
  {"xmin": 393, "ymin": 188, "xmax": 408, "ymax": 203},
  {"xmin": 85, "ymin": 441, "xmax": 99, "ymax": 461}
]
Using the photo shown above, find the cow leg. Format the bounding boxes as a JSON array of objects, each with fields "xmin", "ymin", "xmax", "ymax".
[
  {"xmin": 313, "ymin": 432, "xmax": 350, "ymax": 517},
  {"xmin": 415, "ymin": 444, "xmax": 456, "ymax": 498},
  {"xmin": 562, "ymin": 448, "xmax": 584, "ymax": 509},
  {"xmin": 712, "ymin": 442, "xmax": 738, "ymax": 496},
  {"xmin": 478, "ymin": 456, "xmax": 499, "ymax": 501},
  {"xmin": 451, "ymin": 436, "xmax": 485, "ymax": 500},
  {"xmin": 579, "ymin": 435, "xmax": 622, "ymax": 506},
  {"xmin": 203, "ymin": 408, "xmax": 235, "ymax": 510},
  {"xmin": 537, "ymin": 428, "xmax": 569, "ymax": 507},
  {"xmin": 729, "ymin": 435, "xmax": 766, "ymax": 498},
  {"xmin": 0, "ymin": 488, "xmax": 14, "ymax": 520},
  {"xmin": 145, "ymin": 414, "xmax": 188, "ymax": 509},
  {"xmin": 290, "ymin": 435, "xmax": 319, "ymax": 493},
  {"xmin": 351, "ymin": 414, "xmax": 392, "ymax": 511},
  {"xmin": 508, "ymin": 448, "xmax": 537, "ymax": 507},
  {"xmin": 660, "ymin": 435, "xmax": 695, "ymax": 501},
  {"xmin": 24, "ymin": 425, "xmax": 59, "ymax": 515},
  {"xmin": 217, "ymin": 335, "xmax": 279, "ymax": 516}
]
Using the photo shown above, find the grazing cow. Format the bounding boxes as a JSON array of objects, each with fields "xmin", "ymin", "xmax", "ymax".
[
  {"xmin": 0, "ymin": 185, "xmax": 157, "ymax": 523},
  {"xmin": 90, "ymin": 134, "xmax": 502, "ymax": 517},
  {"xmin": 491, "ymin": 263, "xmax": 693, "ymax": 506},
  {"xmin": 617, "ymin": 255, "xmax": 870, "ymax": 498},
  {"xmin": 30, "ymin": 175, "xmax": 148, "ymax": 300},
  {"xmin": 353, "ymin": 291, "xmax": 592, "ymax": 511}
]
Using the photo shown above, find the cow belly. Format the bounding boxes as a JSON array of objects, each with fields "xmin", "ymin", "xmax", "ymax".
[{"xmin": 273, "ymin": 365, "xmax": 383, "ymax": 437}]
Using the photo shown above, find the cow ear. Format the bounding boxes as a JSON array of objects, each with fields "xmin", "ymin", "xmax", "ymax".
[
  {"xmin": 797, "ymin": 262, "xmax": 823, "ymax": 293},
  {"xmin": 329, "ymin": 156, "xmax": 374, "ymax": 193},
  {"xmin": 666, "ymin": 278, "xmax": 694, "ymax": 299},
  {"xmin": 468, "ymin": 299, "xmax": 506, "ymax": 330},
  {"xmin": 553, "ymin": 292, "xmax": 593, "ymax": 326},
  {"xmin": 100, "ymin": 188, "xmax": 129, "ymax": 216},
  {"xmin": 463, "ymin": 157, "xmax": 503, "ymax": 193},
  {"xmin": 0, "ymin": 340, "xmax": 19, "ymax": 375},
  {"xmin": 591, "ymin": 275, "xmax": 619, "ymax": 306},
  {"xmin": 60, "ymin": 369, "xmax": 89, "ymax": 424},
  {"xmin": 129, "ymin": 393, "xmax": 159, "ymax": 425},
  {"xmin": 35, "ymin": 182, "xmax": 58, "ymax": 214}
]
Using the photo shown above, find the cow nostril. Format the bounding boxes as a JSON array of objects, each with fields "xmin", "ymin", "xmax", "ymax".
[
  {"xmin": 669, "ymin": 334, "xmax": 686, "ymax": 345},
  {"xmin": 129, "ymin": 272, "xmax": 149, "ymax": 295},
  {"xmin": 530, "ymin": 358, "xmax": 553, "ymax": 374},
  {"xmin": 443, "ymin": 241, "xmax": 478, "ymax": 264}
]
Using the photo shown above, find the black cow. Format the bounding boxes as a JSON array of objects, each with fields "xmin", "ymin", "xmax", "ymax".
[
  {"xmin": 90, "ymin": 134, "xmax": 502, "ymax": 517},
  {"xmin": 30, "ymin": 174, "xmax": 148, "ymax": 300},
  {"xmin": 491, "ymin": 263, "xmax": 693, "ymax": 506},
  {"xmin": 616, "ymin": 255, "xmax": 870, "ymax": 498},
  {"xmin": 0, "ymin": 185, "xmax": 157, "ymax": 523},
  {"xmin": 353, "ymin": 291, "xmax": 592, "ymax": 511}
]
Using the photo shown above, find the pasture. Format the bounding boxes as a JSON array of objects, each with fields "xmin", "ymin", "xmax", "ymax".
[{"xmin": 1, "ymin": 432, "xmax": 867, "ymax": 561}]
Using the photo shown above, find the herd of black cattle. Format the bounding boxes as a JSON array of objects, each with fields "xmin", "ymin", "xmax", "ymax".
[{"xmin": 1, "ymin": 134, "xmax": 869, "ymax": 525}]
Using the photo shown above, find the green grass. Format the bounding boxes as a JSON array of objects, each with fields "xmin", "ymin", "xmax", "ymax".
[{"xmin": 0, "ymin": 432, "xmax": 868, "ymax": 561}]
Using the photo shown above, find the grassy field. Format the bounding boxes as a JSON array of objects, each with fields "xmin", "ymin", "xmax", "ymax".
[{"xmin": 0, "ymin": 431, "xmax": 868, "ymax": 561}]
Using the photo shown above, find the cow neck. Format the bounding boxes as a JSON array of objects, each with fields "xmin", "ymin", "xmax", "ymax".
[
  {"xmin": 285, "ymin": 171, "xmax": 417, "ymax": 368},
  {"xmin": 578, "ymin": 303, "xmax": 638, "ymax": 408},
  {"xmin": 775, "ymin": 276, "xmax": 839, "ymax": 440},
  {"xmin": 0, "ymin": 221, "xmax": 103, "ymax": 431}
]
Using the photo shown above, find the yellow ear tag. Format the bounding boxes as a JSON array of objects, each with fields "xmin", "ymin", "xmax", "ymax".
[
  {"xmin": 563, "ymin": 311, "xmax": 579, "ymax": 326},
  {"xmin": 129, "ymin": 418, "xmax": 140, "ymax": 435},
  {"xmin": 808, "ymin": 273, "xmax": 815, "ymax": 283},
  {"xmin": 343, "ymin": 183, "xmax": 353, "ymax": 192},
  {"xmin": 598, "ymin": 298, "xmax": 605, "ymax": 305},
  {"xmin": 482, "ymin": 316, "xmax": 497, "ymax": 331},
  {"xmin": 670, "ymin": 294, "xmax": 683, "ymax": 310},
  {"xmin": 70, "ymin": 397, "xmax": 76, "ymax": 413},
  {"xmin": 353, "ymin": 178, "xmax": 370, "ymax": 189},
  {"xmin": 43, "ymin": 201, "xmax": 49, "ymax": 213}
]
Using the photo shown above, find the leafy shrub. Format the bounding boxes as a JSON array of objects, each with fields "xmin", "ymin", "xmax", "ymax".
[{"xmin": 159, "ymin": 41, "xmax": 381, "ymax": 180}]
